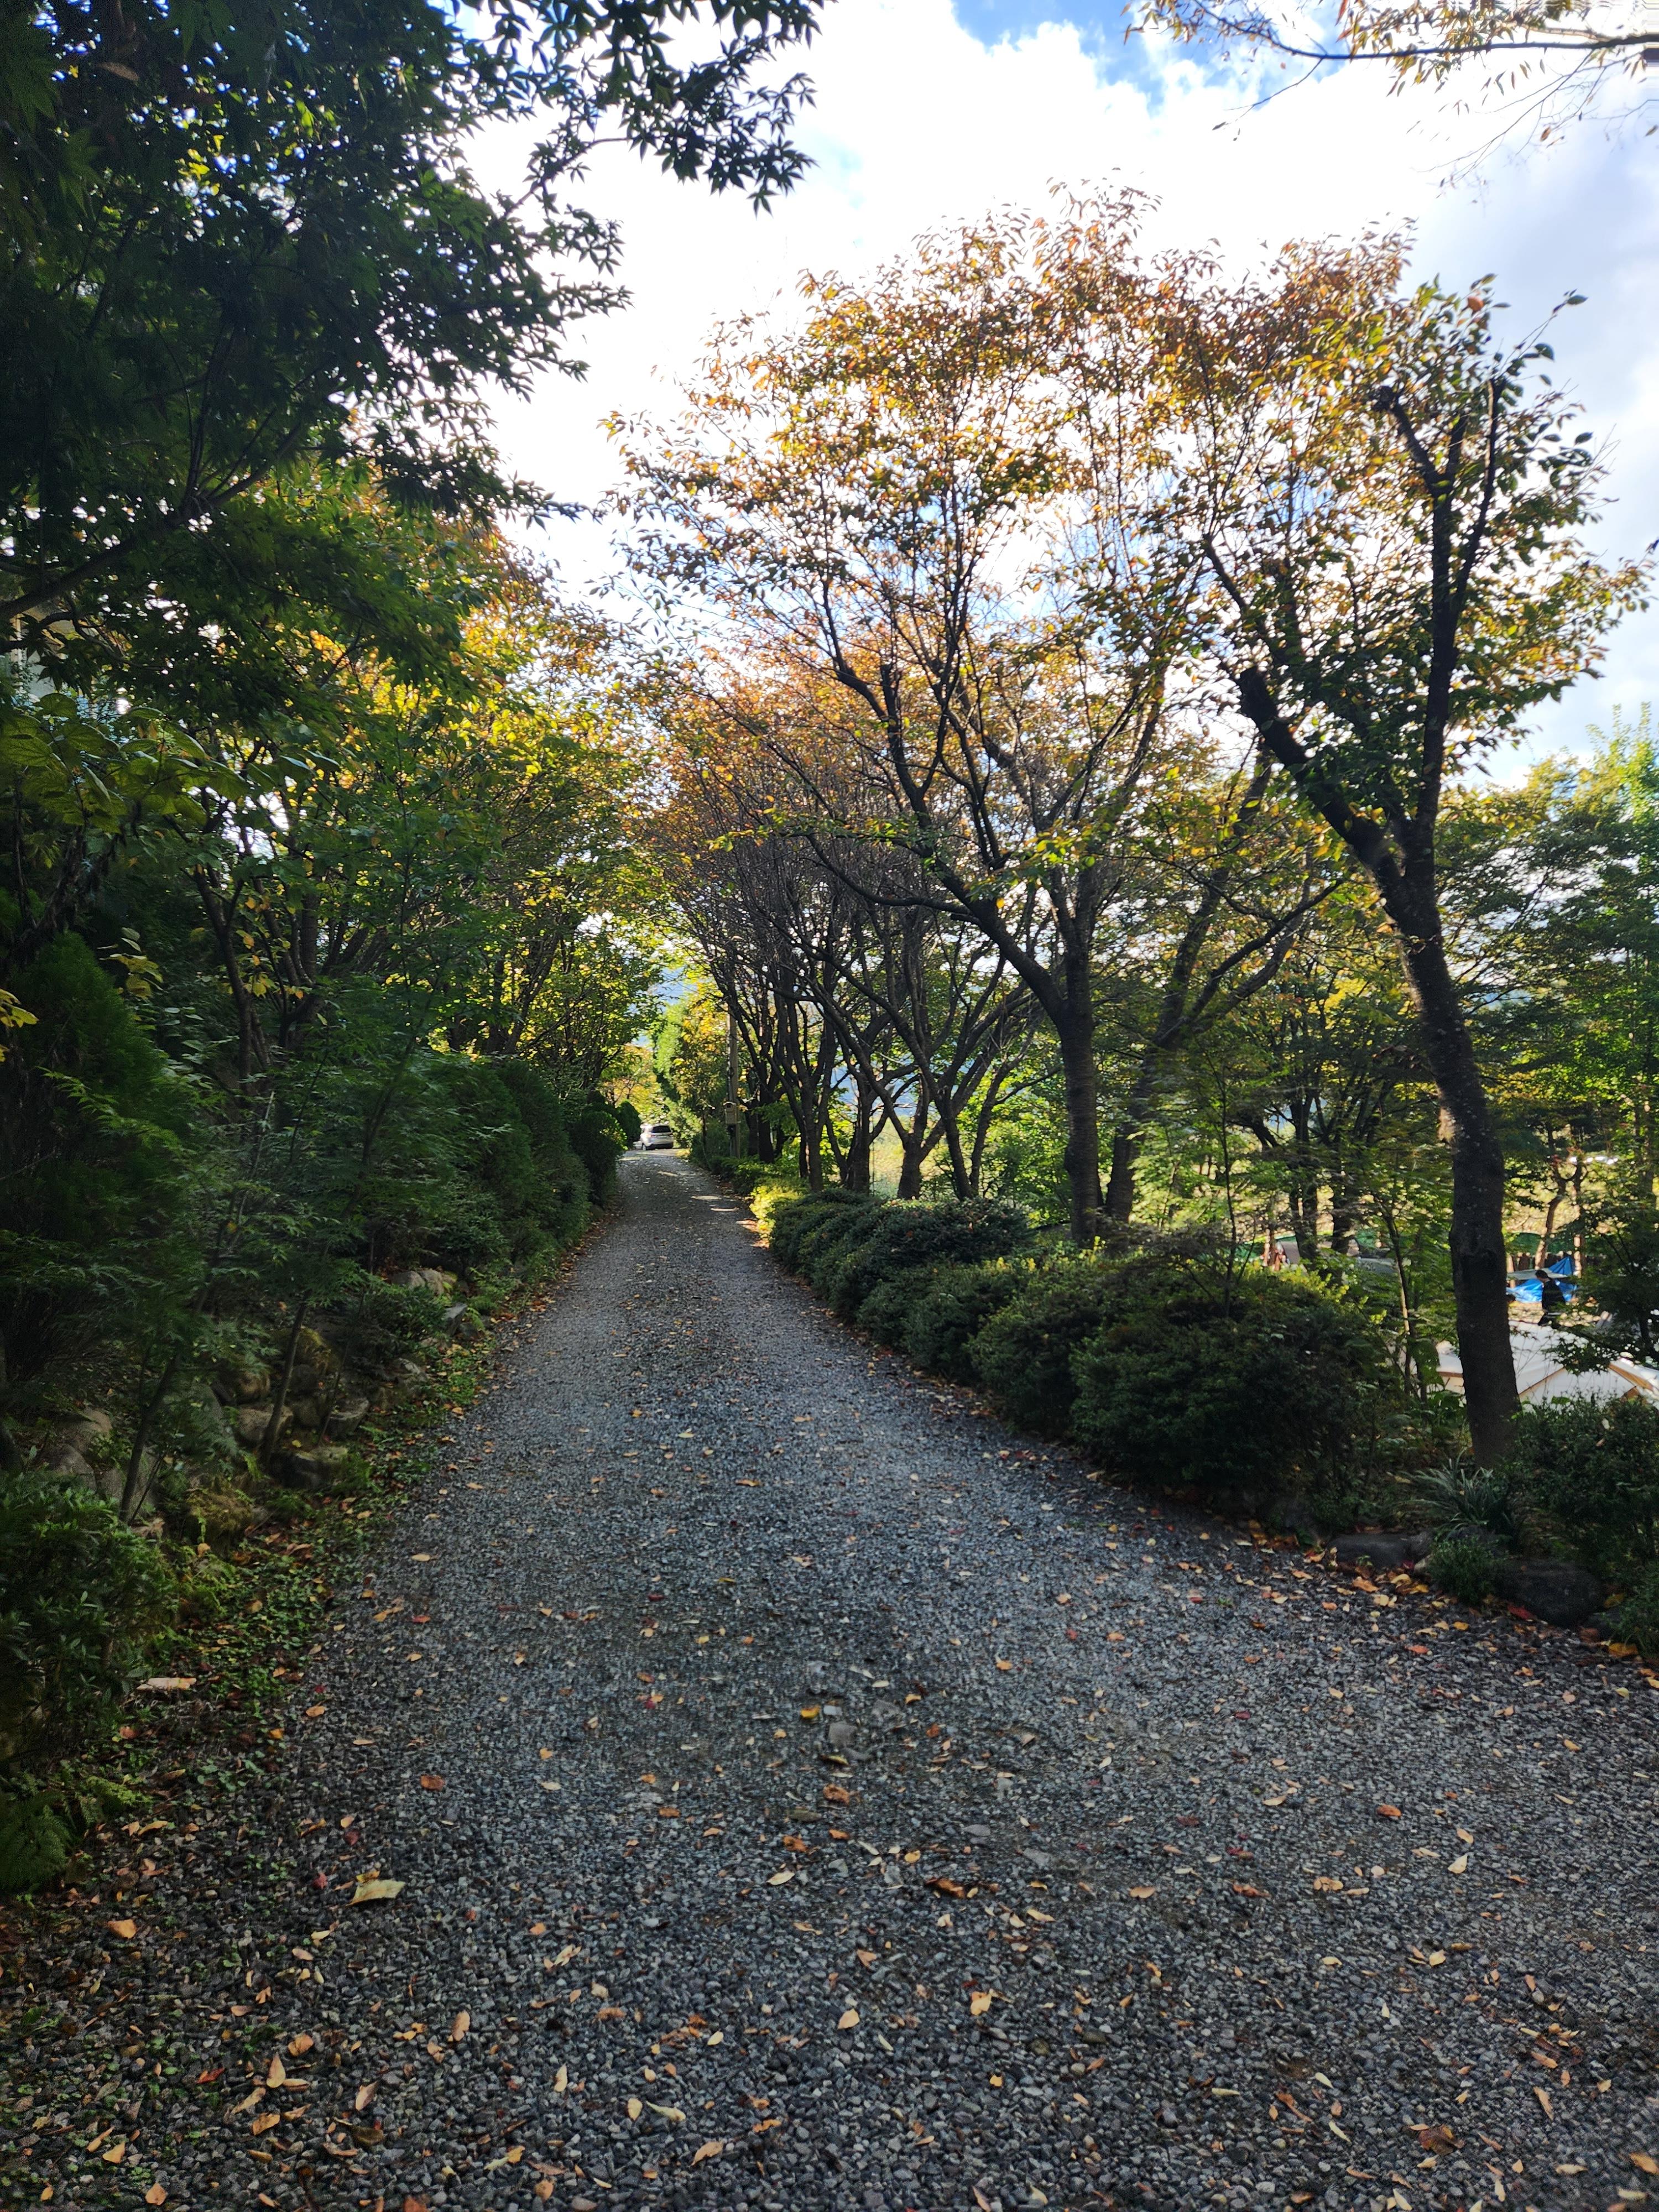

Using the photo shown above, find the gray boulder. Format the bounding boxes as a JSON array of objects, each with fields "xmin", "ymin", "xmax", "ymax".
[
  {"xmin": 1497, "ymin": 1558, "xmax": 1603, "ymax": 1626},
  {"xmin": 324, "ymin": 1395, "xmax": 371, "ymax": 1438},
  {"xmin": 280, "ymin": 1443, "xmax": 353, "ymax": 1492}
]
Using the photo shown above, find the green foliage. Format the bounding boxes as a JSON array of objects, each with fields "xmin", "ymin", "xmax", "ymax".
[
  {"xmin": 766, "ymin": 1189, "xmax": 875, "ymax": 1274},
  {"xmin": 0, "ymin": 1792, "xmax": 71, "ymax": 1896},
  {"xmin": 1427, "ymin": 1531, "xmax": 1504, "ymax": 1605},
  {"xmin": 0, "ymin": 1473, "xmax": 174, "ymax": 1770},
  {"xmin": 1070, "ymin": 1260, "xmax": 1390, "ymax": 1499},
  {"xmin": 901, "ymin": 1262, "xmax": 1026, "ymax": 1384},
  {"xmin": 1609, "ymin": 1562, "xmax": 1659, "ymax": 1657},
  {"xmin": 1413, "ymin": 1458, "xmax": 1521, "ymax": 1548},
  {"xmin": 1504, "ymin": 1396, "xmax": 1659, "ymax": 1586},
  {"xmin": 826, "ymin": 1198, "xmax": 1032, "ymax": 1321},
  {"xmin": 969, "ymin": 1260, "xmax": 1115, "ymax": 1437},
  {"xmin": 1579, "ymin": 1183, "xmax": 1659, "ymax": 1365}
]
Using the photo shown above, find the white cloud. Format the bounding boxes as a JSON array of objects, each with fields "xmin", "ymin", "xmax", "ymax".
[{"xmin": 482, "ymin": 0, "xmax": 1658, "ymax": 756}]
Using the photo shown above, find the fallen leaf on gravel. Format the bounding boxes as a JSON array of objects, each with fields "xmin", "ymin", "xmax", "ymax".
[
  {"xmin": 450, "ymin": 2010, "xmax": 469, "ymax": 2041},
  {"xmin": 692, "ymin": 2141, "xmax": 724, "ymax": 2164},
  {"xmin": 1376, "ymin": 1804, "xmax": 1402, "ymax": 1820},
  {"xmin": 351, "ymin": 1878, "xmax": 405, "ymax": 1905},
  {"xmin": 995, "ymin": 1658, "xmax": 1013, "ymax": 1672},
  {"xmin": 1233, "ymin": 1883, "xmax": 1264, "ymax": 1898},
  {"xmin": 354, "ymin": 2085, "xmax": 375, "ymax": 2111},
  {"xmin": 136, "ymin": 1676, "xmax": 196, "ymax": 1694},
  {"xmin": 800, "ymin": 1705, "xmax": 821, "ymax": 1720},
  {"xmin": 1632, "ymin": 2154, "xmax": 1659, "ymax": 2176},
  {"xmin": 1535, "ymin": 2086, "xmax": 1553, "ymax": 2119},
  {"xmin": 553, "ymin": 2065, "xmax": 568, "ymax": 2095},
  {"xmin": 822, "ymin": 1783, "xmax": 851, "ymax": 1806},
  {"xmin": 306, "ymin": 1704, "xmax": 326, "ymax": 1718},
  {"xmin": 554, "ymin": 1943, "xmax": 578, "ymax": 1966},
  {"xmin": 288, "ymin": 2034, "xmax": 314, "ymax": 2057},
  {"xmin": 766, "ymin": 1868, "xmax": 796, "ymax": 1886},
  {"xmin": 1449, "ymin": 1854, "xmax": 1469, "ymax": 1875},
  {"xmin": 1312, "ymin": 1876, "xmax": 1343, "ymax": 1892},
  {"xmin": 969, "ymin": 1994, "xmax": 993, "ymax": 2016},
  {"xmin": 838, "ymin": 2008, "xmax": 860, "ymax": 2029},
  {"xmin": 196, "ymin": 2065, "xmax": 223, "ymax": 2084},
  {"xmin": 646, "ymin": 2101, "xmax": 685, "ymax": 2122},
  {"xmin": 1128, "ymin": 1886, "xmax": 1155, "ymax": 1901},
  {"xmin": 107, "ymin": 1917, "xmax": 137, "ymax": 1939},
  {"xmin": 252, "ymin": 2112, "xmax": 280, "ymax": 2135},
  {"xmin": 231, "ymin": 2088, "xmax": 265, "ymax": 2115},
  {"xmin": 403, "ymin": 2198, "xmax": 429, "ymax": 2212},
  {"xmin": 628, "ymin": 2096, "xmax": 644, "ymax": 2119},
  {"xmin": 926, "ymin": 1876, "xmax": 965, "ymax": 1898},
  {"xmin": 267, "ymin": 2057, "xmax": 287, "ymax": 2088},
  {"xmin": 146, "ymin": 2187, "xmax": 168, "ymax": 2205},
  {"xmin": 419, "ymin": 1774, "xmax": 445, "ymax": 1791},
  {"xmin": 1410, "ymin": 2125, "xmax": 1455, "ymax": 2152}
]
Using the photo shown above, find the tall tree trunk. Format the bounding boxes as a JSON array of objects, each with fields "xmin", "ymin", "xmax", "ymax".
[
  {"xmin": 1391, "ymin": 880, "xmax": 1517, "ymax": 1464},
  {"xmin": 1104, "ymin": 1050, "xmax": 1158, "ymax": 1223},
  {"xmin": 844, "ymin": 1079, "xmax": 874, "ymax": 1193},
  {"xmin": 1056, "ymin": 1000, "xmax": 1103, "ymax": 1245}
]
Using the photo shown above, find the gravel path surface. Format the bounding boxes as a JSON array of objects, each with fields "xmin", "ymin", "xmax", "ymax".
[{"xmin": 7, "ymin": 1151, "xmax": 1659, "ymax": 2212}]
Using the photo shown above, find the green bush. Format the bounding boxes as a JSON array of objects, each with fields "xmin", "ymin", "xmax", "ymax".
[
  {"xmin": 969, "ymin": 1259, "xmax": 1114, "ymax": 1436},
  {"xmin": 1505, "ymin": 1395, "xmax": 1659, "ymax": 1586},
  {"xmin": 855, "ymin": 1275, "xmax": 915, "ymax": 1349},
  {"xmin": 902, "ymin": 1261, "xmax": 1027, "ymax": 1384},
  {"xmin": 0, "ymin": 1792, "xmax": 72, "ymax": 1895},
  {"xmin": 0, "ymin": 1472, "xmax": 174, "ymax": 1772},
  {"xmin": 826, "ymin": 1197, "xmax": 1031, "ymax": 1320},
  {"xmin": 1610, "ymin": 1561, "xmax": 1659, "ymax": 1656},
  {"xmin": 1069, "ymin": 1259, "xmax": 1390, "ymax": 1499},
  {"xmin": 1427, "ymin": 1531, "xmax": 1504, "ymax": 1605},
  {"xmin": 1413, "ymin": 1458, "xmax": 1521, "ymax": 1548},
  {"xmin": 766, "ymin": 1188, "xmax": 869, "ymax": 1272}
]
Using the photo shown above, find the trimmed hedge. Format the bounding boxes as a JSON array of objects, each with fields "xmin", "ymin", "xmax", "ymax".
[
  {"xmin": 902, "ymin": 1262, "xmax": 1027, "ymax": 1383},
  {"xmin": 1505, "ymin": 1396, "xmax": 1659, "ymax": 1587},
  {"xmin": 968, "ymin": 1259, "xmax": 1117, "ymax": 1437}
]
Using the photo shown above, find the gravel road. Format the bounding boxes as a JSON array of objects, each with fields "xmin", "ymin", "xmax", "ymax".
[{"xmin": 8, "ymin": 1151, "xmax": 1659, "ymax": 2212}]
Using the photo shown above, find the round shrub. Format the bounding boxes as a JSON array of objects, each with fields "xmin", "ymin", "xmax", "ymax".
[
  {"xmin": 968, "ymin": 1259, "xmax": 1114, "ymax": 1436},
  {"xmin": 856, "ymin": 1275, "xmax": 915, "ymax": 1350},
  {"xmin": 1069, "ymin": 1261, "xmax": 1389, "ymax": 1498},
  {"xmin": 1504, "ymin": 1395, "xmax": 1659, "ymax": 1586},
  {"xmin": 826, "ymin": 1198, "xmax": 1031, "ymax": 1321},
  {"xmin": 1427, "ymin": 1531, "xmax": 1503, "ymax": 1605},
  {"xmin": 0, "ymin": 1471, "xmax": 174, "ymax": 1771},
  {"xmin": 902, "ymin": 1262, "xmax": 1027, "ymax": 1384},
  {"xmin": 768, "ymin": 1189, "xmax": 870, "ymax": 1273}
]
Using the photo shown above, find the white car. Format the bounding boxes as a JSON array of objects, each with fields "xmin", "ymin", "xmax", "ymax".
[{"xmin": 639, "ymin": 1121, "xmax": 675, "ymax": 1150}]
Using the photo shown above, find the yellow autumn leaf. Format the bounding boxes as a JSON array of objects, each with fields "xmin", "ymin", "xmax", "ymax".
[
  {"xmin": 1632, "ymin": 2153, "xmax": 1659, "ymax": 2177},
  {"xmin": 450, "ymin": 2010, "xmax": 469, "ymax": 2042},
  {"xmin": 627, "ymin": 2097, "xmax": 643, "ymax": 2119},
  {"xmin": 1448, "ymin": 1854, "xmax": 1469, "ymax": 1875},
  {"xmin": 1128, "ymin": 1885, "xmax": 1156, "ymax": 1900},
  {"xmin": 266, "ymin": 2057, "xmax": 287, "ymax": 2089},
  {"xmin": 838, "ymin": 2007, "xmax": 860, "ymax": 2030},
  {"xmin": 969, "ymin": 1992, "xmax": 993, "ymax": 2016},
  {"xmin": 251, "ymin": 2111, "xmax": 280, "ymax": 2136},
  {"xmin": 995, "ymin": 1659, "xmax": 1013, "ymax": 1673},
  {"xmin": 146, "ymin": 2187, "xmax": 168, "ymax": 2206},
  {"xmin": 350, "ymin": 1877, "xmax": 405, "ymax": 1905},
  {"xmin": 692, "ymin": 2140, "xmax": 724, "ymax": 2164},
  {"xmin": 766, "ymin": 1868, "xmax": 795, "ymax": 1886},
  {"xmin": 107, "ymin": 1918, "xmax": 137, "ymax": 1940},
  {"xmin": 354, "ymin": 2084, "xmax": 375, "ymax": 2112},
  {"xmin": 646, "ymin": 2101, "xmax": 686, "ymax": 2122},
  {"xmin": 102, "ymin": 2140, "xmax": 127, "ymax": 2164}
]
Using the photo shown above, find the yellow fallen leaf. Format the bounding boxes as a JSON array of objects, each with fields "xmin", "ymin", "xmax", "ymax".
[
  {"xmin": 1312, "ymin": 1876, "xmax": 1343, "ymax": 1893},
  {"xmin": 800, "ymin": 1705, "xmax": 820, "ymax": 1720},
  {"xmin": 995, "ymin": 1658, "xmax": 1013, "ymax": 1672},
  {"xmin": 627, "ymin": 2097, "xmax": 643, "ymax": 2119},
  {"xmin": 969, "ymin": 1992, "xmax": 993, "ymax": 2016},
  {"xmin": 305, "ymin": 1703, "xmax": 326, "ymax": 1718},
  {"xmin": 1632, "ymin": 2153, "xmax": 1659, "ymax": 2177},
  {"xmin": 102, "ymin": 2140, "xmax": 127, "ymax": 2164},
  {"xmin": 1128, "ymin": 1886, "xmax": 1156, "ymax": 1900},
  {"xmin": 288, "ymin": 2033, "xmax": 315, "ymax": 2057},
  {"xmin": 1448, "ymin": 1854, "xmax": 1469, "ymax": 1875},
  {"xmin": 251, "ymin": 2111, "xmax": 280, "ymax": 2135},
  {"xmin": 229, "ymin": 2088, "xmax": 264, "ymax": 2116},
  {"xmin": 267, "ymin": 2057, "xmax": 287, "ymax": 2089},
  {"xmin": 354, "ymin": 2084, "xmax": 375, "ymax": 2112},
  {"xmin": 107, "ymin": 1918, "xmax": 137, "ymax": 1940},
  {"xmin": 351, "ymin": 1877, "xmax": 405, "ymax": 1905},
  {"xmin": 837, "ymin": 2007, "xmax": 860, "ymax": 2030},
  {"xmin": 146, "ymin": 2187, "xmax": 168, "ymax": 2206},
  {"xmin": 692, "ymin": 2140, "xmax": 724, "ymax": 2164},
  {"xmin": 450, "ymin": 2010, "xmax": 469, "ymax": 2042},
  {"xmin": 1534, "ymin": 2085, "xmax": 1553, "ymax": 2119},
  {"xmin": 419, "ymin": 1773, "xmax": 446, "ymax": 1791},
  {"xmin": 766, "ymin": 1868, "xmax": 795, "ymax": 1886},
  {"xmin": 1376, "ymin": 1803, "xmax": 1402, "ymax": 1820},
  {"xmin": 553, "ymin": 2064, "xmax": 568, "ymax": 2094},
  {"xmin": 646, "ymin": 2101, "xmax": 686, "ymax": 2122}
]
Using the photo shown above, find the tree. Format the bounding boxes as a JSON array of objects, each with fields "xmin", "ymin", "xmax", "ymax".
[
  {"xmin": 1158, "ymin": 236, "xmax": 1646, "ymax": 1459},
  {"xmin": 622, "ymin": 207, "xmax": 1208, "ymax": 1240},
  {"xmin": 1, "ymin": 0, "xmax": 822, "ymax": 690},
  {"xmin": 1139, "ymin": 0, "xmax": 1659, "ymax": 149}
]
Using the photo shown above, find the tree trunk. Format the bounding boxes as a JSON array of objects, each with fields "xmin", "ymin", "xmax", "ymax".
[
  {"xmin": 1056, "ymin": 1003, "xmax": 1103, "ymax": 1245},
  {"xmin": 1391, "ymin": 883, "xmax": 1517, "ymax": 1464},
  {"xmin": 1103, "ymin": 1050, "xmax": 1158, "ymax": 1223},
  {"xmin": 844, "ymin": 1082, "xmax": 874, "ymax": 1193}
]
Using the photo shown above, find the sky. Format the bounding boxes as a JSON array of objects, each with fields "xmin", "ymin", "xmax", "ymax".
[{"xmin": 482, "ymin": 0, "xmax": 1659, "ymax": 765}]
